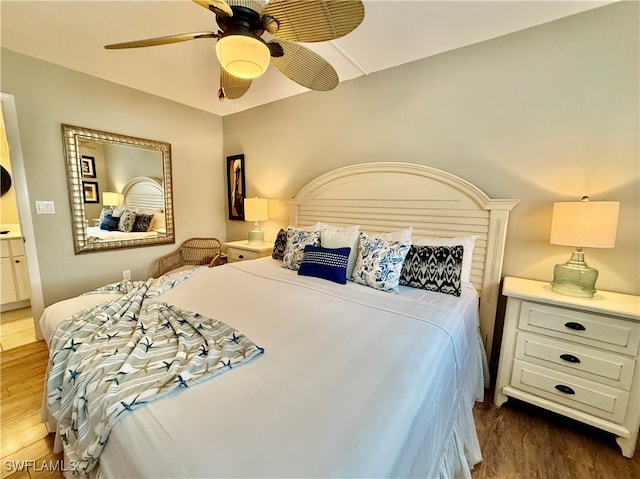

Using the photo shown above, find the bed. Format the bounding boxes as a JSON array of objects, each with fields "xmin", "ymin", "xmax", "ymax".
[
  {"xmin": 40, "ymin": 162, "xmax": 518, "ymax": 478},
  {"xmin": 86, "ymin": 176, "xmax": 166, "ymax": 243}
]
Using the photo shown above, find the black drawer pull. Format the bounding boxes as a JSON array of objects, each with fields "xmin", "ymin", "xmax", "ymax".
[
  {"xmin": 238, "ymin": 254, "xmax": 244, "ymax": 259},
  {"xmin": 555, "ymin": 384, "xmax": 576, "ymax": 395},
  {"xmin": 560, "ymin": 354, "xmax": 581, "ymax": 364},
  {"xmin": 564, "ymin": 321, "xmax": 586, "ymax": 331}
]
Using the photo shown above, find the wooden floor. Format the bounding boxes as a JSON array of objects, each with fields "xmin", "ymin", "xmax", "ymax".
[
  {"xmin": 1, "ymin": 340, "xmax": 639, "ymax": 479},
  {"xmin": 1, "ymin": 341, "xmax": 62, "ymax": 479}
]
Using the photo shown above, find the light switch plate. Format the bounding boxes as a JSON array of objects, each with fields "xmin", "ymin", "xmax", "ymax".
[{"xmin": 35, "ymin": 200, "xmax": 55, "ymax": 214}]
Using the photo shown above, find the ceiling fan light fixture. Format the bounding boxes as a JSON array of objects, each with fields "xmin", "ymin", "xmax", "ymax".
[{"xmin": 215, "ymin": 34, "xmax": 270, "ymax": 79}]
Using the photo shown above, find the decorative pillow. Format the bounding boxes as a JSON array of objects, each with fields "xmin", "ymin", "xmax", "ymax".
[
  {"xmin": 118, "ymin": 209, "xmax": 137, "ymax": 232},
  {"xmin": 413, "ymin": 235, "xmax": 477, "ymax": 283},
  {"xmin": 400, "ymin": 245, "xmax": 463, "ymax": 296},
  {"xmin": 99, "ymin": 214, "xmax": 119, "ymax": 231},
  {"xmin": 272, "ymin": 228, "xmax": 287, "ymax": 260},
  {"xmin": 132, "ymin": 213, "xmax": 154, "ymax": 232},
  {"xmin": 282, "ymin": 228, "xmax": 320, "ymax": 271},
  {"xmin": 320, "ymin": 229, "xmax": 359, "ymax": 280},
  {"xmin": 99, "ymin": 208, "xmax": 113, "ymax": 224},
  {"xmin": 298, "ymin": 245, "xmax": 351, "ymax": 284},
  {"xmin": 351, "ymin": 232, "xmax": 411, "ymax": 293}
]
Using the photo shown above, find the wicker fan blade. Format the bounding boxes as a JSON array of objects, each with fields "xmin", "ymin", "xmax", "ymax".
[
  {"xmin": 192, "ymin": 0, "xmax": 233, "ymax": 16},
  {"xmin": 270, "ymin": 39, "xmax": 338, "ymax": 91},
  {"xmin": 219, "ymin": 69, "xmax": 252, "ymax": 100},
  {"xmin": 262, "ymin": 0, "xmax": 364, "ymax": 43},
  {"xmin": 105, "ymin": 32, "xmax": 217, "ymax": 49}
]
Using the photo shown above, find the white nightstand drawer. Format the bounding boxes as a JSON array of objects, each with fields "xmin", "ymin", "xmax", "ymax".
[
  {"xmin": 512, "ymin": 359, "xmax": 630, "ymax": 423},
  {"xmin": 519, "ymin": 301, "xmax": 640, "ymax": 356},
  {"xmin": 515, "ymin": 331, "xmax": 636, "ymax": 390},
  {"xmin": 227, "ymin": 248, "xmax": 260, "ymax": 262}
]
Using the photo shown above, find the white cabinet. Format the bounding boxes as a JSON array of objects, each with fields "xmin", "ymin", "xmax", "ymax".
[
  {"xmin": 1, "ymin": 238, "xmax": 30, "ymax": 307},
  {"xmin": 495, "ymin": 276, "xmax": 640, "ymax": 458},
  {"xmin": 224, "ymin": 240, "xmax": 274, "ymax": 263}
]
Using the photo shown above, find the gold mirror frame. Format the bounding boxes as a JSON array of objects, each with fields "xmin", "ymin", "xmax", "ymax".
[{"xmin": 61, "ymin": 124, "xmax": 175, "ymax": 254}]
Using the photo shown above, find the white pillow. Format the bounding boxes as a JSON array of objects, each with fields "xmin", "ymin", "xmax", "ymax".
[
  {"xmin": 413, "ymin": 235, "xmax": 478, "ymax": 283},
  {"xmin": 151, "ymin": 211, "xmax": 166, "ymax": 232},
  {"xmin": 351, "ymin": 232, "xmax": 412, "ymax": 293},
  {"xmin": 367, "ymin": 227, "xmax": 413, "ymax": 243},
  {"xmin": 317, "ymin": 222, "xmax": 360, "ymax": 233},
  {"xmin": 320, "ymin": 229, "xmax": 360, "ymax": 279}
]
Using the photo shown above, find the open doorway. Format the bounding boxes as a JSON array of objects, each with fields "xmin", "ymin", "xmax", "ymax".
[{"xmin": 1, "ymin": 92, "xmax": 44, "ymax": 343}]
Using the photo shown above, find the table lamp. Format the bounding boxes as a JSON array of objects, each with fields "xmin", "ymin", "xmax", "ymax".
[
  {"xmin": 550, "ymin": 196, "xmax": 619, "ymax": 297},
  {"xmin": 244, "ymin": 197, "xmax": 268, "ymax": 245},
  {"xmin": 102, "ymin": 191, "xmax": 124, "ymax": 209}
]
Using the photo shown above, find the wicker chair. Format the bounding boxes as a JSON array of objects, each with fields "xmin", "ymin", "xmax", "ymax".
[{"xmin": 155, "ymin": 237, "xmax": 222, "ymax": 277}]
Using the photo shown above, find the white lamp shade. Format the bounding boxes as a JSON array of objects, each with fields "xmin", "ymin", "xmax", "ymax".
[
  {"xmin": 550, "ymin": 200, "xmax": 619, "ymax": 248},
  {"xmin": 102, "ymin": 192, "xmax": 124, "ymax": 207},
  {"xmin": 244, "ymin": 197, "xmax": 268, "ymax": 222},
  {"xmin": 215, "ymin": 35, "xmax": 270, "ymax": 79}
]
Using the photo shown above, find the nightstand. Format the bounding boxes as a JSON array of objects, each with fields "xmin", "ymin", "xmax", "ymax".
[
  {"xmin": 495, "ymin": 276, "xmax": 640, "ymax": 458},
  {"xmin": 223, "ymin": 240, "xmax": 274, "ymax": 263}
]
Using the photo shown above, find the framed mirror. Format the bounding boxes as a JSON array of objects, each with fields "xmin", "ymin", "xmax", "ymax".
[{"xmin": 61, "ymin": 124, "xmax": 174, "ymax": 254}]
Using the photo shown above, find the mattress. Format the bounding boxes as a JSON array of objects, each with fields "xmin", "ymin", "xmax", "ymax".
[{"xmin": 41, "ymin": 258, "xmax": 485, "ymax": 478}]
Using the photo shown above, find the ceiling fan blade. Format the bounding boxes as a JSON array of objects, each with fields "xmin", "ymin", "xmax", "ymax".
[
  {"xmin": 219, "ymin": 69, "xmax": 252, "ymax": 100},
  {"xmin": 105, "ymin": 32, "xmax": 217, "ymax": 49},
  {"xmin": 192, "ymin": 0, "xmax": 233, "ymax": 17},
  {"xmin": 269, "ymin": 39, "xmax": 338, "ymax": 91},
  {"xmin": 262, "ymin": 0, "xmax": 365, "ymax": 43}
]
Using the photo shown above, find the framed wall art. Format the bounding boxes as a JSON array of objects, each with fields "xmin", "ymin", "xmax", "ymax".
[
  {"xmin": 226, "ymin": 154, "xmax": 245, "ymax": 220},
  {"xmin": 82, "ymin": 181, "xmax": 100, "ymax": 203},
  {"xmin": 81, "ymin": 155, "xmax": 96, "ymax": 178}
]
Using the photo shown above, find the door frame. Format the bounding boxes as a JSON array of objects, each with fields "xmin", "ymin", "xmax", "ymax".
[{"xmin": 1, "ymin": 92, "xmax": 45, "ymax": 338}]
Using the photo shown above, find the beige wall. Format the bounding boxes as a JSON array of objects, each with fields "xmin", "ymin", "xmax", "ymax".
[
  {"xmin": 223, "ymin": 2, "xmax": 639, "ymax": 296},
  {"xmin": 1, "ymin": 49, "xmax": 226, "ymax": 305}
]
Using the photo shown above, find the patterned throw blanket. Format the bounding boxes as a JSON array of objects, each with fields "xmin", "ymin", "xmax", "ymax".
[{"xmin": 46, "ymin": 269, "xmax": 264, "ymax": 475}]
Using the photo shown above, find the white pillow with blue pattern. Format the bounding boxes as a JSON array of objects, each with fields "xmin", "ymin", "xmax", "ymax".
[
  {"xmin": 351, "ymin": 231, "xmax": 412, "ymax": 293},
  {"xmin": 282, "ymin": 228, "xmax": 321, "ymax": 271}
]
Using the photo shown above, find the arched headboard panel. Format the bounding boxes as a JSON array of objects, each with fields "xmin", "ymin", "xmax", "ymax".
[
  {"xmin": 122, "ymin": 176, "xmax": 164, "ymax": 211},
  {"xmin": 289, "ymin": 162, "xmax": 519, "ymax": 357}
]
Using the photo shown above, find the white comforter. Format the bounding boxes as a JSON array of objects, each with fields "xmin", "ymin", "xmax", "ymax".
[
  {"xmin": 41, "ymin": 258, "xmax": 484, "ymax": 478},
  {"xmin": 85, "ymin": 226, "xmax": 159, "ymax": 242}
]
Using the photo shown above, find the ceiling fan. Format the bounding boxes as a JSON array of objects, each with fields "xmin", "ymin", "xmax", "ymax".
[{"xmin": 105, "ymin": 0, "xmax": 365, "ymax": 100}]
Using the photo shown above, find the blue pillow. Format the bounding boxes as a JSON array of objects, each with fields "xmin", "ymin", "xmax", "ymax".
[
  {"xmin": 100, "ymin": 214, "xmax": 119, "ymax": 231},
  {"xmin": 298, "ymin": 245, "xmax": 351, "ymax": 284}
]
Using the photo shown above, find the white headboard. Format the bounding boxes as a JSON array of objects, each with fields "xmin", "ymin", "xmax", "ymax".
[
  {"xmin": 289, "ymin": 162, "xmax": 519, "ymax": 358},
  {"xmin": 121, "ymin": 176, "xmax": 164, "ymax": 211}
]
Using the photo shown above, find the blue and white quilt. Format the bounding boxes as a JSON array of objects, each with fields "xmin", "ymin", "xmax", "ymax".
[{"xmin": 46, "ymin": 269, "xmax": 264, "ymax": 475}]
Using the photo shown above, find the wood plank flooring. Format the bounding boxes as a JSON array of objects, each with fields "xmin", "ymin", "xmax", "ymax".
[
  {"xmin": 1, "ymin": 340, "xmax": 639, "ymax": 478},
  {"xmin": 1, "ymin": 341, "xmax": 62, "ymax": 479}
]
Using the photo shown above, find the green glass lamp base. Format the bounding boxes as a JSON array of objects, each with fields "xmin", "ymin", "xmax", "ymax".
[
  {"xmin": 247, "ymin": 221, "xmax": 264, "ymax": 245},
  {"xmin": 551, "ymin": 249, "xmax": 598, "ymax": 298}
]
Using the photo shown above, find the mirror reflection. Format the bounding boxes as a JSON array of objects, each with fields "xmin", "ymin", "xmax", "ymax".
[{"xmin": 62, "ymin": 124, "xmax": 174, "ymax": 254}]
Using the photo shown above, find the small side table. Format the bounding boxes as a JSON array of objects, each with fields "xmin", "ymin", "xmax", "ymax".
[{"xmin": 223, "ymin": 240, "xmax": 274, "ymax": 263}]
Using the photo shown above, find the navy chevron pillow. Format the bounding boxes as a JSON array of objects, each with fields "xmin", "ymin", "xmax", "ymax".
[
  {"xmin": 399, "ymin": 245, "xmax": 464, "ymax": 296},
  {"xmin": 298, "ymin": 245, "xmax": 351, "ymax": 284}
]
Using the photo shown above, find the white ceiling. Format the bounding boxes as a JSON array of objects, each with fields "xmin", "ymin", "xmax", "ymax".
[{"xmin": 1, "ymin": 0, "xmax": 611, "ymax": 116}]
